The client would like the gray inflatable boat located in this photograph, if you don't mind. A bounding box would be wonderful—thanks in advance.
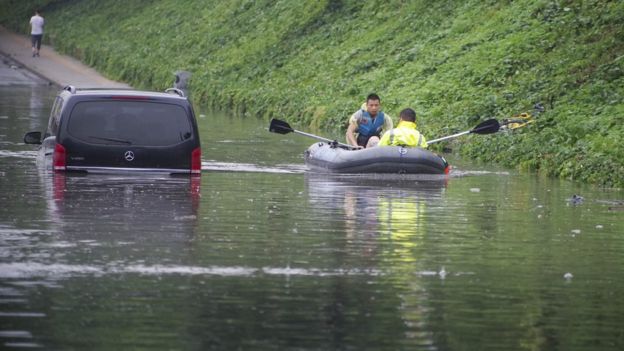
[304,142,449,174]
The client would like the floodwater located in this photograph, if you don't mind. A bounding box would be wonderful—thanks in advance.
[1,64,624,350]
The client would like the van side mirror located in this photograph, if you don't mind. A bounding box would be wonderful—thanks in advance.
[24,131,42,145]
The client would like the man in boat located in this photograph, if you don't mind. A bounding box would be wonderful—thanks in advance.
[378,108,428,148]
[346,93,393,148]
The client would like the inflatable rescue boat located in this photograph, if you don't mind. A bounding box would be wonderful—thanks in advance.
[304,142,450,174]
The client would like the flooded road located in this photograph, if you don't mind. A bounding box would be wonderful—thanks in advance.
[1,64,624,350]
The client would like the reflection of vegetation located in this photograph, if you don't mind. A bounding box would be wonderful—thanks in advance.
[305,173,624,349]
[418,176,624,350]
[1,0,623,185]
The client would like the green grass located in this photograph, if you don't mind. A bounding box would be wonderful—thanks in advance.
[2,0,622,186]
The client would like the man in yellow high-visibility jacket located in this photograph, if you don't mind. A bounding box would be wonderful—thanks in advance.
[378,108,428,148]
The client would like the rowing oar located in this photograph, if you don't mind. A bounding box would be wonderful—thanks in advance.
[269,118,358,149]
[427,118,500,144]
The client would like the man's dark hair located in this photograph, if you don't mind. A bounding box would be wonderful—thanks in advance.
[399,108,416,122]
[366,93,381,102]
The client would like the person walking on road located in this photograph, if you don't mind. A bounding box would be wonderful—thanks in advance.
[29,9,44,57]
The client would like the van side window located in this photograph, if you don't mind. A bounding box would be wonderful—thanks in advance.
[46,97,64,137]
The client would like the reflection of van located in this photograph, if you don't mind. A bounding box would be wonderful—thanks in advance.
[49,173,200,227]
[24,85,201,174]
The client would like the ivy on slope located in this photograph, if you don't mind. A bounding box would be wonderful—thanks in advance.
[1,0,622,186]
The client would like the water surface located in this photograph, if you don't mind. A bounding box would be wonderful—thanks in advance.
[1,79,623,350]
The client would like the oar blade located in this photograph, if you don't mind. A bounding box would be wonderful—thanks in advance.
[470,118,500,135]
[269,118,293,135]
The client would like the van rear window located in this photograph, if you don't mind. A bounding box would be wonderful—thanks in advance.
[67,101,193,146]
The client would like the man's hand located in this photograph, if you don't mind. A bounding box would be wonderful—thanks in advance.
[346,123,359,148]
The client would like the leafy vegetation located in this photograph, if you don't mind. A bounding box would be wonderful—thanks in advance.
[2,0,622,186]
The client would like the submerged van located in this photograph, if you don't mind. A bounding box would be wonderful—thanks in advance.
[24,85,201,174]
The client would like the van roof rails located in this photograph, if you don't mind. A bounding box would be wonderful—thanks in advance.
[165,88,185,97]
[63,85,76,94]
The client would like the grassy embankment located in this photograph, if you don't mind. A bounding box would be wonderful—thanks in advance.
[2,0,622,186]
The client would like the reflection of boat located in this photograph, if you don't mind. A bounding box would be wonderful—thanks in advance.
[304,172,446,262]
[304,143,449,174]
[304,172,440,347]
[304,172,447,208]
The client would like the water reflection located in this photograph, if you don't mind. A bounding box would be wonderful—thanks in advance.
[305,173,450,267]
[0,164,202,348]
[1,173,201,280]
[304,173,451,348]
[47,173,200,258]
[27,86,47,131]
[0,85,54,152]
[3,75,624,349]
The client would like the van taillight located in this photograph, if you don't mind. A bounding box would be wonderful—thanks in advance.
[191,147,201,174]
[53,143,67,171]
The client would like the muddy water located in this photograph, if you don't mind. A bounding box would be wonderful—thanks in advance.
[1,78,623,350]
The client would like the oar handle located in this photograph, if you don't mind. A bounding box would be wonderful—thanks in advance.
[427,130,470,144]
[293,130,356,149]
[269,118,358,150]
[428,119,500,144]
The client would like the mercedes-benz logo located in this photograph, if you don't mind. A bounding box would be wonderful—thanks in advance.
[124,150,135,162]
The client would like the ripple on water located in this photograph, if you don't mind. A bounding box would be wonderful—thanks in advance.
[0,262,388,279]
[0,299,28,304]
[0,263,103,279]
[4,342,43,349]
[0,287,24,297]
[0,150,38,159]
[0,262,477,281]
[3,342,43,349]
[201,161,306,174]
[0,331,33,338]
[450,169,510,177]
[0,312,46,318]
